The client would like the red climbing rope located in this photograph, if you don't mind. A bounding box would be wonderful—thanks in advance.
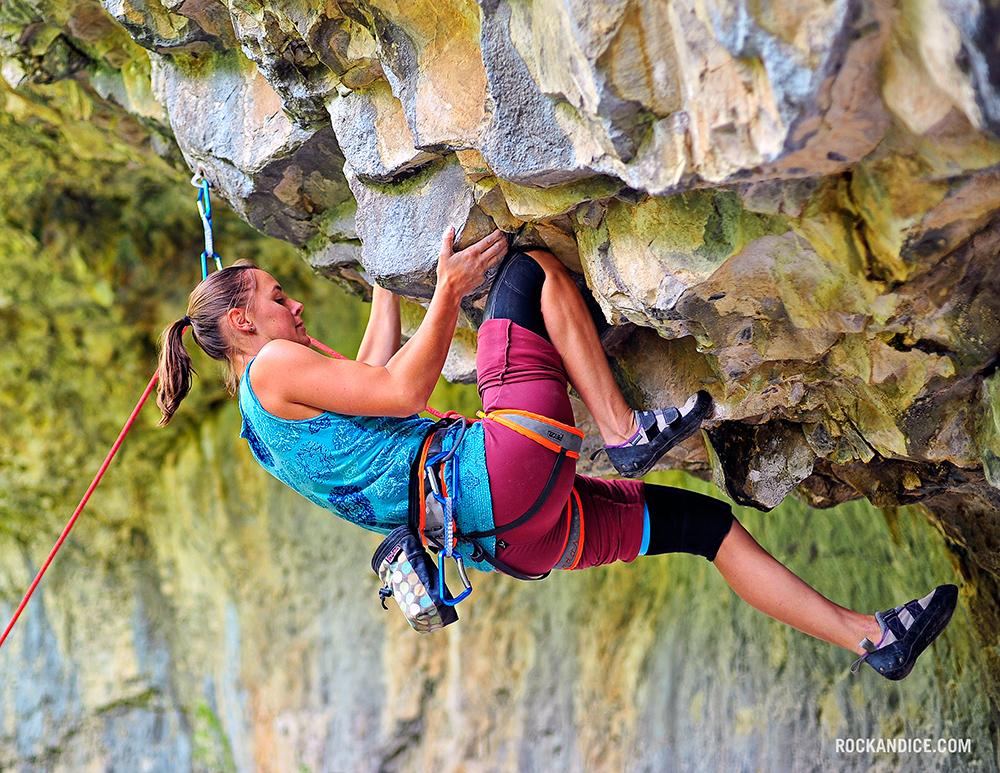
[0,173,449,651]
[308,335,346,359]
[0,369,160,651]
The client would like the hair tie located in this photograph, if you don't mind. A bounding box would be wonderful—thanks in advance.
[181,315,193,328]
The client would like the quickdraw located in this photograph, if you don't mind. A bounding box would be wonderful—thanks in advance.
[191,169,223,281]
[422,416,473,606]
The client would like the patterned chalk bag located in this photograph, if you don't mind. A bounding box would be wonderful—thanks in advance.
[372,525,458,633]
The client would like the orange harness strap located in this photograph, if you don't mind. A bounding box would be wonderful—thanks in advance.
[476,409,587,571]
[476,409,583,459]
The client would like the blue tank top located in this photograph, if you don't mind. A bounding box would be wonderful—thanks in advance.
[237,362,496,568]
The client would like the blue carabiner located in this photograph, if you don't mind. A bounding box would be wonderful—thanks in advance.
[192,172,223,279]
[439,551,472,606]
[424,417,467,552]
[198,179,211,220]
[425,418,473,605]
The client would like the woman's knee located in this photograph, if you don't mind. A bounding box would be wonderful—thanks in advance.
[526,250,592,312]
[483,251,550,339]
[524,249,565,276]
[644,483,735,561]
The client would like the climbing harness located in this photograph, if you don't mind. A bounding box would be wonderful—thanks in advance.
[191,169,223,281]
[463,410,585,576]
[424,410,586,579]
[373,408,586,632]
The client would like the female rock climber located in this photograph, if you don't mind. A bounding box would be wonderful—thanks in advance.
[156,227,956,680]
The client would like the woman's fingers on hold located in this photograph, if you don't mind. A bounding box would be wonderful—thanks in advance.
[440,226,456,257]
[474,228,502,252]
[483,246,503,267]
[444,228,505,283]
[486,235,507,260]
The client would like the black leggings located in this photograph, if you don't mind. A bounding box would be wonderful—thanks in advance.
[483,252,550,341]
[644,483,734,561]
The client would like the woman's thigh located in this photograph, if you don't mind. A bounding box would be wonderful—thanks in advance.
[477,318,645,573]
[477,318,577,544]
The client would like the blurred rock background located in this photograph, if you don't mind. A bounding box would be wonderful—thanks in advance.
[0,0,998,770]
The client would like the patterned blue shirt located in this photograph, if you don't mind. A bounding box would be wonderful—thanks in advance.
[237,362,496,569]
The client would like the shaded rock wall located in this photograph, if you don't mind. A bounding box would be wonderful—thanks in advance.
[4,419,995,772]
[1,0,1000,770]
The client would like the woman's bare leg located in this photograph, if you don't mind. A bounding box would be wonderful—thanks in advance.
[525,251,882,651]
[714,519,881,654]
[527,250,637,445]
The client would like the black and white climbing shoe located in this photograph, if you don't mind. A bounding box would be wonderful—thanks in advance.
[851,584,958,681]
[596,391,713,478]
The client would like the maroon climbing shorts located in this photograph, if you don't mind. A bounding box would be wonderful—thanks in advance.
[477,318,645,575]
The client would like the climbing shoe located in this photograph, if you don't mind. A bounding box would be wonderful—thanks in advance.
[596,391,713,478]
[851,584,958,680]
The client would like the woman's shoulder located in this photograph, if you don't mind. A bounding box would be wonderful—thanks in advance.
[249,339,316,387]
[254,338,313,366]
[247,340,328,421]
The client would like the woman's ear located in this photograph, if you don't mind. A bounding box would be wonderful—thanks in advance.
[226,307,254,333]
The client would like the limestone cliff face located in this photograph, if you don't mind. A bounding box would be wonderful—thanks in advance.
[7,1,998,508]
[1,0,1000,770]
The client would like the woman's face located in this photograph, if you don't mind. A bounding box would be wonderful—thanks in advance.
[248,270,311,346]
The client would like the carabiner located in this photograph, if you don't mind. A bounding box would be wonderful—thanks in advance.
[438,552,472,606]
[425,417,466,557]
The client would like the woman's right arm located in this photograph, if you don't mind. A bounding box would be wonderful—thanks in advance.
[356,285,401,368]
[252,228,507,418]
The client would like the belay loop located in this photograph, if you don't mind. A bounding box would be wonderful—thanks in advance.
[190,169,223,281]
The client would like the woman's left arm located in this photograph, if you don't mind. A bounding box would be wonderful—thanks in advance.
[356,285,401,367]
[251,228,505,419]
